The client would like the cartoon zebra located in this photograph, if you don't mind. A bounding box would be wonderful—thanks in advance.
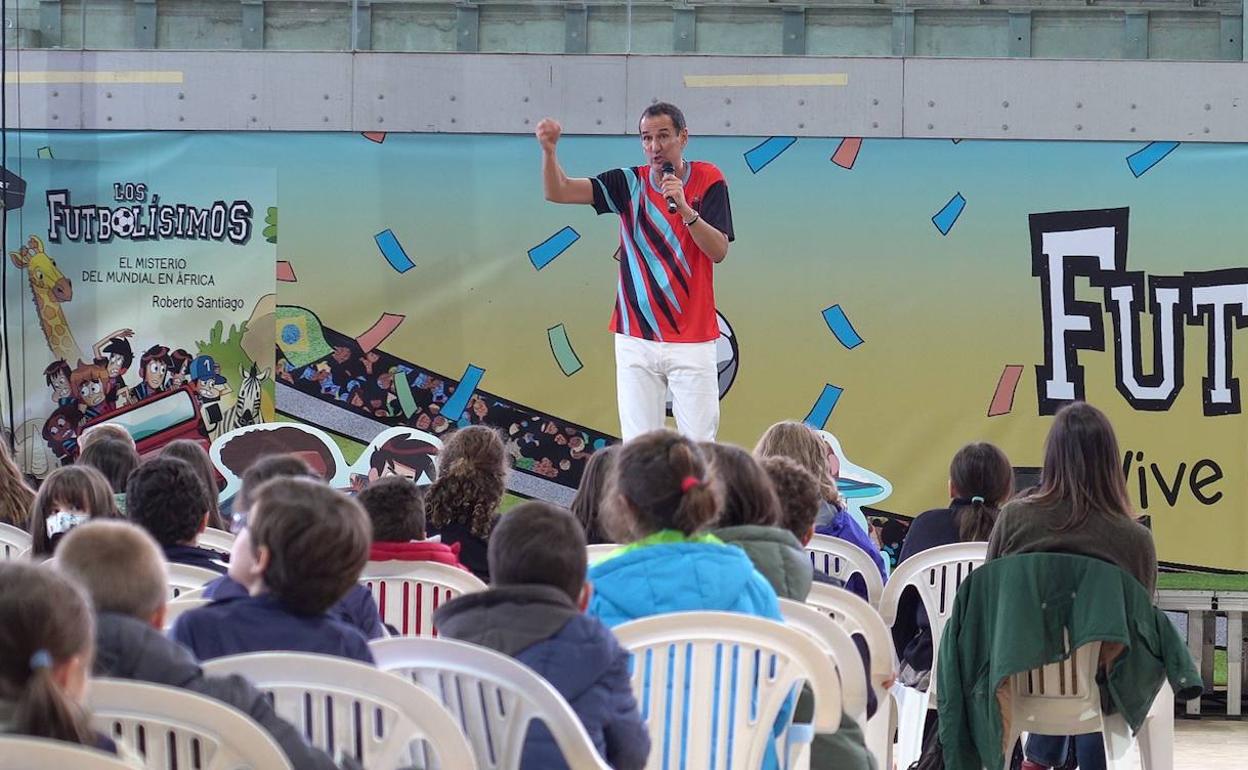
[224,363,268,433]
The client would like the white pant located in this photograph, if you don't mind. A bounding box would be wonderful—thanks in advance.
[615,334,719,441]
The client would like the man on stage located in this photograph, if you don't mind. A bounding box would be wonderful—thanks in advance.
[536,102,734,441]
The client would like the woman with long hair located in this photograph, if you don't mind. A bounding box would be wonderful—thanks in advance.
[893,442,1013,688]
[990,402,1156,770]
[568,444,619,545]
[0,440,35,528]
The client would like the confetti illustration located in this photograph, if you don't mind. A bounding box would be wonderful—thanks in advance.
[804,384,843,430]
[441,364,486,422]
[276,261,297,282]
[375,229,415,273]
[362,132,387,144]
[830,138,862,170]
[932,193,966,236]
[988,364,1025,417]
[355,313,406,353]
[822,304,864,350]
[547,324,583,376]
[528,226,580,270]
[1126,142,1179,178]
[395,372,419,418]
[37,146,53,159]
[744,137,797,173]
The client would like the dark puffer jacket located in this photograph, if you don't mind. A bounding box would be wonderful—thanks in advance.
[434,584,649,770]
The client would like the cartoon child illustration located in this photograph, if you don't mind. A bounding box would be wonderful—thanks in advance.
[69,360,113,420]
[169,349,194,389]
[92,330,134,406]
[44,360,75,407]
[349,434,440,491]
[129,344,171,402]
[42,404,81,462]
[190,355,231,434]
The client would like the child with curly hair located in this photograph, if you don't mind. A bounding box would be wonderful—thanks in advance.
[424,425,510,581]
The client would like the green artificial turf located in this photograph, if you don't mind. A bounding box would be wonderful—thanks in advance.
[1156,573,1248,592]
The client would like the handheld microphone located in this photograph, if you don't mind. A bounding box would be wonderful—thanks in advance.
[662,162,678,214]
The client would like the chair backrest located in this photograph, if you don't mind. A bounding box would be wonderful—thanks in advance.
[613,611,842,770]
[167,563,222,600]
[803,582,898,697]
[778,599,869,725]
[586,543,620,563]
[88,678,293,770]
[360,560,487,637]
[0,736,137,769]
[197,527,235,553]
[371,636,613,770]
[1007,641,1106,737]
[163,597,211,630]
[0,522,31,561]
[202,652,475,770]
[877,541,987,696]
[805,534,884,607]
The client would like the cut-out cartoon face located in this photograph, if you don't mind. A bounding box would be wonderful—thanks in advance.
[106,353,126,378]
[78,378,105,406]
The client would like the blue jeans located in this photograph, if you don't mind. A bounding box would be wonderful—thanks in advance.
[1025,733,1106,770]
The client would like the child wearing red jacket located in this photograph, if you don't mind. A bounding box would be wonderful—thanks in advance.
[358,476,468,570]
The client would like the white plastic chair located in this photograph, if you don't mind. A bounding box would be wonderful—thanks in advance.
[613,611,842,770]
[1004,643,1176,770]
[877,541,987,770]
[586,543,621,563]
[804,534,884,607]
[88,678,293,770]
[163,597,211,630]
[371,636,614,769]
[799,582,900,770]
[0,522,31,560]
[778,599,869,725]
[197,527,235,552]
[167,562,222,600]
[174,585,209,601]
[360,560,486,637]
[0,736,136,769]
[202,651,475,770]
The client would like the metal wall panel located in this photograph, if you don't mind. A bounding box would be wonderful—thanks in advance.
[903,57,1248,141]
[6,50,1248,141]
[624,56,904,137]
[352,54,627,133]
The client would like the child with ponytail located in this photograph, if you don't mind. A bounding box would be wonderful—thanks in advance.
[588,430,790,768]
[891,441,1013,688]
[588,429,782,626]
[0,562,140,764]
[425,425,510,581]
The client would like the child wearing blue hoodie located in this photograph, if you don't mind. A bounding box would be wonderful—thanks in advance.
[434,501,649,770]
[587,430,791,768]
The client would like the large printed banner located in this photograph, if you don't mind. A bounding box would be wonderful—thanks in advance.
[6,132,1246,572]
[1,157,276,472]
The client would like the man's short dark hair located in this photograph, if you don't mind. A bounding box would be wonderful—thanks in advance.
[249,478,372,615]
[126,456,210,547]
[639,102,686,134]
[357,476,425,543]
[236,454,317,511]
[488,501,586,601]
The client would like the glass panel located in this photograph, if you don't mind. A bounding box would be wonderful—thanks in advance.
[807,9,893,57]
[371,0,458,52]
[157,0,243,49]
[265,1,351,50]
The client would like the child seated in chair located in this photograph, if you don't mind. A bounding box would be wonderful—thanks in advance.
[171,477,375,664]
[434,502,649,770]
[204,454,384,640]
[357,476,467,570]
[126,456,227,574]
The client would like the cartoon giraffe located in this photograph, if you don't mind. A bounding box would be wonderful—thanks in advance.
[8,235,83,363]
